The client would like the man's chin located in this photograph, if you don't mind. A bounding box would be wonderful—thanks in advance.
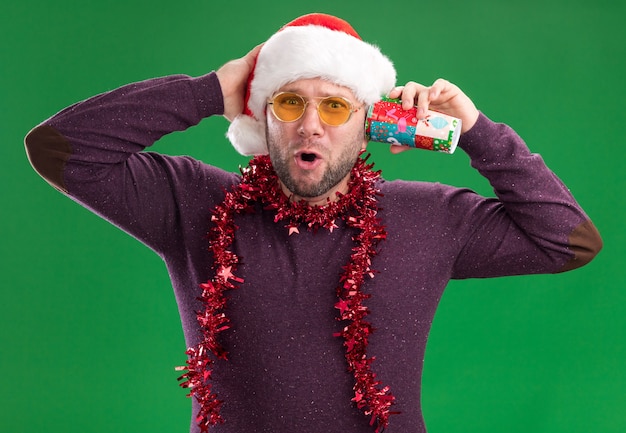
[273,157,354,202]
[285,183,328,200]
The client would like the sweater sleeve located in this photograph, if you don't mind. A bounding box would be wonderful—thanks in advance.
[450,113,602,278]
[24,72,236,255]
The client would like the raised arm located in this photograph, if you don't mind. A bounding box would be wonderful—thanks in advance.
[24,73,225,192]
[24,48,260,253]
[390,79,602,276]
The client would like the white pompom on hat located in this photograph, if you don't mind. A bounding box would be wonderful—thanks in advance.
[226,13,397,156]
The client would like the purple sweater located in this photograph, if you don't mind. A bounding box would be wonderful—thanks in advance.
[25,72,601,432]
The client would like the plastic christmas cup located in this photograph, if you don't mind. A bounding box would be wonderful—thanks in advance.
[365,97,462,153]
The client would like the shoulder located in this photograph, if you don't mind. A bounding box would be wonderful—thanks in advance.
[137,152,241,196]
[377,178,490,220]
[378,178,471,205]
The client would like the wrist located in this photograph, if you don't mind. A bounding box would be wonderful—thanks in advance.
[461,108,480,134]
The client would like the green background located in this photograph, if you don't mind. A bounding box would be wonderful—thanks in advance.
[1,0,624,432]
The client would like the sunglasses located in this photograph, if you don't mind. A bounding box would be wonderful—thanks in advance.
[268,92,362,126]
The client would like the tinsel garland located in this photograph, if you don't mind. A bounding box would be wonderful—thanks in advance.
[177,153,397,432]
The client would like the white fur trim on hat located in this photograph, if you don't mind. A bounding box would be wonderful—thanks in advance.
[227,114,266,156]
[227,18,396,156]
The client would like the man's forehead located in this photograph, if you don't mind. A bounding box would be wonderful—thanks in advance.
[276,78,359,99]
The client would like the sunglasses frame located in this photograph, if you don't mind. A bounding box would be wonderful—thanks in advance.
[267,92,362,126]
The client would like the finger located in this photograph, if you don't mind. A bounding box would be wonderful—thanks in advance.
[415,78,449,116]
[400,81,426,110]
[250,43,264,56]
[429,78,452,102]
[387,84,415,108]
[417,79,448,117]
[244,44,264,66]
[387,85,404,99]
[389,144,411,154]
[416,86,431,118]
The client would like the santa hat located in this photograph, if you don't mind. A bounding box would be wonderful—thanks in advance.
[226,13,397,155]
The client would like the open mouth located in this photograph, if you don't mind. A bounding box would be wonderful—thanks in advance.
[300,153,317,162]
[295,150,322,170]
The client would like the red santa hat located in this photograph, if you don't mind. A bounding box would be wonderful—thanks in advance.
[226,13,397,155]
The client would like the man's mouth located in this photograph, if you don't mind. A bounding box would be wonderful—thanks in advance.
[294,150,322,170]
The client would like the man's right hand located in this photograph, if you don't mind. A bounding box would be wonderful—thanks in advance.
[216,45,263,122]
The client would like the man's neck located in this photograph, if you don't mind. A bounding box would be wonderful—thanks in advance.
[279,177,351,207]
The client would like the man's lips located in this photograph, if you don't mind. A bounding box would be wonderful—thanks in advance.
[294,150,323,170]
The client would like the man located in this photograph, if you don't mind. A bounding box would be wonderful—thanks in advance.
[25,13,601,433]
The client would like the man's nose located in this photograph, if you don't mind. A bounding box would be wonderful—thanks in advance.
[297,103,324,137]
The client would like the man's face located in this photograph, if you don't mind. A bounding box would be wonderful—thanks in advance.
[265,78,368,203]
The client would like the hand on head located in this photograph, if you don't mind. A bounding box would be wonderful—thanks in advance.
[216,44,263,122]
